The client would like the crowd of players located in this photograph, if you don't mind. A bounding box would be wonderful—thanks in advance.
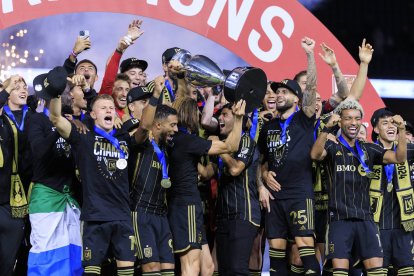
[1,19,414,276]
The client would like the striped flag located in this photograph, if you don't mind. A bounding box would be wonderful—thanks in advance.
[28,183,83,275]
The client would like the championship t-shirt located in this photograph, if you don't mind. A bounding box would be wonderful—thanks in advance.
[67,126,133,221]
[257,109,315,199]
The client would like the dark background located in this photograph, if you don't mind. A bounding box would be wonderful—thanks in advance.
[304,0,414,122]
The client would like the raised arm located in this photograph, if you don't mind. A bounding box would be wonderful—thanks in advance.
[301,37,317,118]
[347,39,374,101]
[99,19,144,95]
[201,88,219,132]
[208,100,246,155]
[319,43,349,108]
[63,35,91,74]
[134,75,164,144]
[310,114,340,161]
[383,115,407,164]
[49,95,72,140]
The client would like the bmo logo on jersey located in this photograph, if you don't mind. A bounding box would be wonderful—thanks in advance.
[336,165,356,172]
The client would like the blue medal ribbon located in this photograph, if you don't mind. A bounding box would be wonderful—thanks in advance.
[4,105,28,131]
[93,126,125,159]
[43,107,50,118]
[217,157,224,178]
[314,118,321,141]
[375,141,396,185]
[279,111,297,145]
[338,135,372,175]
[165,79,175,101]
[151,139,169,181]
[250,109,259,141]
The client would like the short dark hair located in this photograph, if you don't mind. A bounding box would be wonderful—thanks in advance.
[155,104,177,122]
[75,59,98,73]
[293,70,307,82]
[115,73,131,85]
[90,94,114,110]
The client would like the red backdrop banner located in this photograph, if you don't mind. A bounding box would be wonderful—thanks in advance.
[0,0,384,132]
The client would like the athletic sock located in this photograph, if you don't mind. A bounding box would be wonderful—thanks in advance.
[84,265,101,275]
[332,268,348,276]
[269,248,288,276]
[366,267,385,276]
[118,266,135,276]
[289,264,305,275]
[160,269,174,276]
[249,269,261,276]
[298,246,321,275]
[397,266,414,276]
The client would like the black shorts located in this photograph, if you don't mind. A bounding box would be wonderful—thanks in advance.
[326,220,383,261]
[167,202,204,253]
[215,219,258,276]
[380,228,414,268]
[132,210,174,264]
[265,198,315,240]
[82,220,135,266]
[315,210,328,243]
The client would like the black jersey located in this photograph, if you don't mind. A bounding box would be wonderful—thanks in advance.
[167,131,212,203]
[129,139,167,215]
[27,112,75,192]
[257,109,315,199]
[216,134,261,226]
[67,127,133,221]
[0,115,13,204]
[379,143,414,229]
[324,140,386,222]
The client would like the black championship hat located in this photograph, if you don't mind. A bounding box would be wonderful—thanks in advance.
[406,121,414,134]
[120,58,148,73]
[370,107,395,141]
[127,85,153,104]
[271,79,303,99]
[33,66,68,100]
[162,47,182,64]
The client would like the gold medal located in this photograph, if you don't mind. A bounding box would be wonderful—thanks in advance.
[161,178,171,189]
[387,182,393,192]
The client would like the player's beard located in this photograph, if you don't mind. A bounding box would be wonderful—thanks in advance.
[276,100,294,114]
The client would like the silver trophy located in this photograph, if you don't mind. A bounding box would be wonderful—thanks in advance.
[177,54,267,113]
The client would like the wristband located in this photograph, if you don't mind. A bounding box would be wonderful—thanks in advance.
[149,96,159,107]
[71,50,78,58]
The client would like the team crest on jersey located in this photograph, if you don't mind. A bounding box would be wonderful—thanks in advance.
[144,247,153,258]
[83,248,92,261]
[403,195,414,215]
[329,244,334,254]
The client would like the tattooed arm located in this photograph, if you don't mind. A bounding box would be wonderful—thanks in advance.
[319,43,349,108]
[301,37,317,118]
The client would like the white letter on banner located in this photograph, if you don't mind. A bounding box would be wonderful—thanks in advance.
[169,0,204,16]
[147,0,158,5]
[248,6,294,63]
[2,0,41,13]
[207,0,254,41]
